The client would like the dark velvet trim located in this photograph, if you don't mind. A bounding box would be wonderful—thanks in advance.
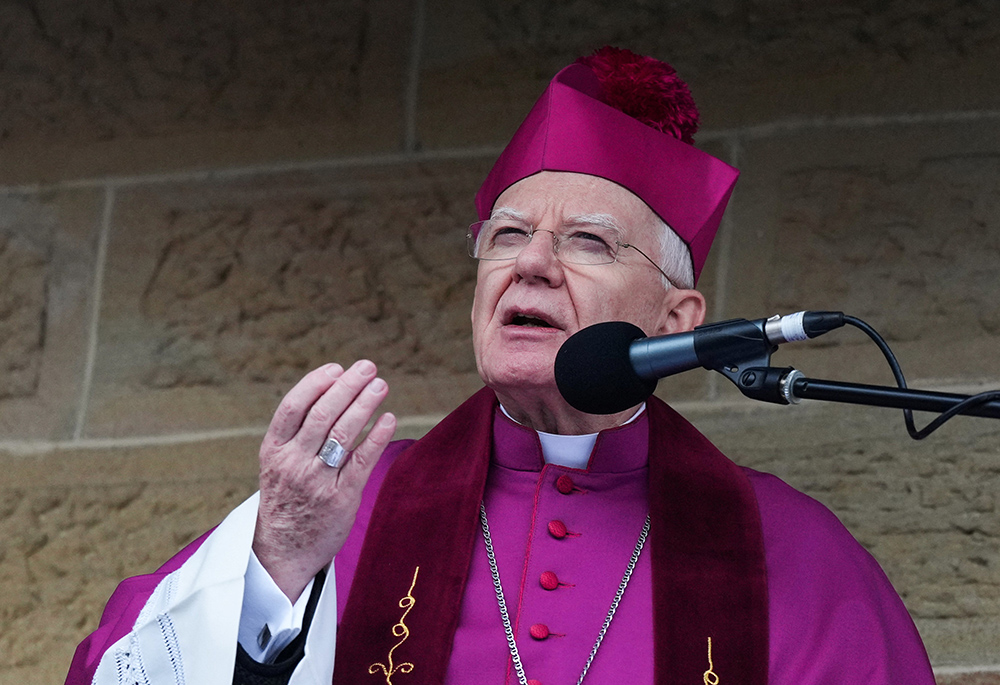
[233,569,326,685]
[334,388,495,685]
[335,389,768,685]
[647,398,769,685]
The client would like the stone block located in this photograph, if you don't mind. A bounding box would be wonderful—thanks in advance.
[936,674,1000,685]
[680,399,1000,666]
[0,438,259,684]
[0,189,102,439]
[724,120,1000,388]
[85,159,492,437]
[418,1,1000,149]
[0,0,412,184]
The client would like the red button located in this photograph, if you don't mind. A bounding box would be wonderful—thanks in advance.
[529,623,550,640]
[540,571,560,590]
[556,474,575,494]
[548,520,569,538]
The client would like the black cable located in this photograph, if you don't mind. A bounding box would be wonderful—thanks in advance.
[843,315,1000,439]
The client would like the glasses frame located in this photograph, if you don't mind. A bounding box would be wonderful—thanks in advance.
[466,220,679,289]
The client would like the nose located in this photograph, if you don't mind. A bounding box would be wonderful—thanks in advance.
[512,229,564,286]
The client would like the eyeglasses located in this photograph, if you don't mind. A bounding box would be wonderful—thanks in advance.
[466,219,677,288]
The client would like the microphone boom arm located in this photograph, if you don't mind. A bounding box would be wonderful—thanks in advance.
[726,365,1000,420]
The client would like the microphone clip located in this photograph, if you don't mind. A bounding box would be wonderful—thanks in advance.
[695,318,776,387]
[727,366,804,405]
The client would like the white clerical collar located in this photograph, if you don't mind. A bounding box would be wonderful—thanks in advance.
[499,403,646,470]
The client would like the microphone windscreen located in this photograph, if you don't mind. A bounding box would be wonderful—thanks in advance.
[555,321,658,414]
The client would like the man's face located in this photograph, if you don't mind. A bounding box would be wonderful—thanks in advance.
[471,171,696,398]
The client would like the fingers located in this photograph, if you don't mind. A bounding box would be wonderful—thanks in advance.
[267,363,344,445]
[339,411,397,485]
[262,359,392,484]
[321,373,386,448]
[296,360,386,455]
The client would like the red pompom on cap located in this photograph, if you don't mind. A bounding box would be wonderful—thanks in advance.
[576,46,699,144]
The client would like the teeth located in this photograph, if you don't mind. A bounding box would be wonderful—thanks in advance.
[512,314,552,327]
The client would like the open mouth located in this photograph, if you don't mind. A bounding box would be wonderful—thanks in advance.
[509,313,557,328]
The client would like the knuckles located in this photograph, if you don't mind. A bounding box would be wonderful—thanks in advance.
[270,400,303,433]
[308,404,337,427]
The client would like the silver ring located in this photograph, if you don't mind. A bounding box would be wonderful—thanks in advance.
[317,437,349,468]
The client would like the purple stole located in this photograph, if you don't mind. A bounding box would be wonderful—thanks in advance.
[334,388,768,684]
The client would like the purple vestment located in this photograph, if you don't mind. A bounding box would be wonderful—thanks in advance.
[334,401,933,684]
[67,393,934,684]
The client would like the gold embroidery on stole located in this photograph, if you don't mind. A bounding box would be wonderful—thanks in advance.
[703,637,720,685]
[369,566,420,684]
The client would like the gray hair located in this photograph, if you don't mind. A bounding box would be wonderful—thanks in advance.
[654,217,695,290]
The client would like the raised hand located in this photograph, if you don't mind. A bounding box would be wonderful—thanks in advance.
[252,360,397,601]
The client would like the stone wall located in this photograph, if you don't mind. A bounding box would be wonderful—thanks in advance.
[1,1,998,682]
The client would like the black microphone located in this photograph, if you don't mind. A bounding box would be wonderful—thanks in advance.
[555,311,844,414]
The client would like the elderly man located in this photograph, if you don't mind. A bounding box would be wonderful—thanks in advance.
[68,48,935,685]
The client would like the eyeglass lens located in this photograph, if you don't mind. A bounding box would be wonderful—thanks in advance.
[468,220,621,266]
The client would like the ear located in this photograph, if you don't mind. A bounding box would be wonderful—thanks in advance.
[654,288,706,336]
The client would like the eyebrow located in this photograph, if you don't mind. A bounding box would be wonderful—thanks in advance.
[488,208,622,232]
[489,207,530,223]
[565,213,622,231]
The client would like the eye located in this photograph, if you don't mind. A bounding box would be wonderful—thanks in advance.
[575,231,610,244]
[564,229,614,253]
[489,224,531,247]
